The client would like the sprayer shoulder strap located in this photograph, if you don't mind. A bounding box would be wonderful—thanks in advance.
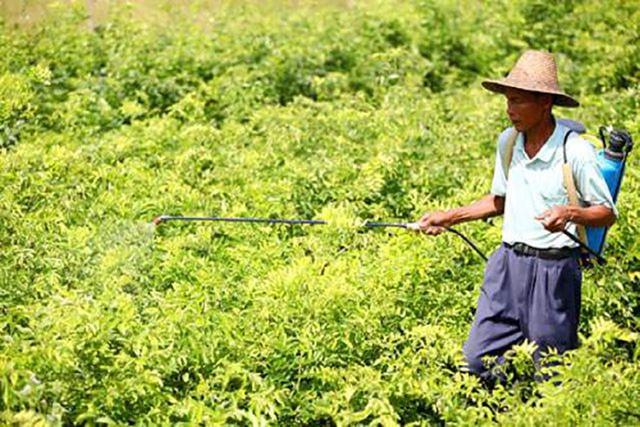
[562,131,589,246]
[501,128,518,179]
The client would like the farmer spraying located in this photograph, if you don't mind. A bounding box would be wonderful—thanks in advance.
[417,50,618,381]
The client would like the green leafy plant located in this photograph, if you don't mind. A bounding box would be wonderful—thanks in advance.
[0,0,638,424]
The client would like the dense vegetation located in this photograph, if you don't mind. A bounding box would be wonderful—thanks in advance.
[1,0,639,424]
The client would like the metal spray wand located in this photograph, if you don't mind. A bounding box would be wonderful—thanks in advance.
[152,215,489,261]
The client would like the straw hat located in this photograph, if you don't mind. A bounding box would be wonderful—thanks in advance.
[482,50,579,108]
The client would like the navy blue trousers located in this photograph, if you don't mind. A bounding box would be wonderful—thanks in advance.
[463,243,582,380]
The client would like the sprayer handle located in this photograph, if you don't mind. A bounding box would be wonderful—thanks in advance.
[406,222,421,231]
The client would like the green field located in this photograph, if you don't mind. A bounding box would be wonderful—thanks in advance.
[1,0,639,425]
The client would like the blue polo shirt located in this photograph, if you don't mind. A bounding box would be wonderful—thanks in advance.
[490,122,617,249]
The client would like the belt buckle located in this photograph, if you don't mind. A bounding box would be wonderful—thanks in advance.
[513,242,531,256]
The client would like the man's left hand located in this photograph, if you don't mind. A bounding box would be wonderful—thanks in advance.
[535,205,571,232]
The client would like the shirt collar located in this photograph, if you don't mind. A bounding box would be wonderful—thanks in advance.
[517,120,566,164]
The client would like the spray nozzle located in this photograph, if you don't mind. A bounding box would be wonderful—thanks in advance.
[151,215,169,225]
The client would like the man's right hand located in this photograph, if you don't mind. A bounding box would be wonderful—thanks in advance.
[417,211,453,235]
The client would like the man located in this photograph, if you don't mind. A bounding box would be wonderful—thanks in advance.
[417,50,617,381]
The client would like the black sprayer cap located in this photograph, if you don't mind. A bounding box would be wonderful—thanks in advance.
[608,130,632,154]
[600,127,633,160]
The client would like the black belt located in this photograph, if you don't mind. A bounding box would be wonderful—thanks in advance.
[504,242,579,260]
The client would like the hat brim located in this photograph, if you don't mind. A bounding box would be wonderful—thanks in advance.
[482,79,580,108]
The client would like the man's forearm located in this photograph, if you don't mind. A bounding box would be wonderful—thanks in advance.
[566,204,616,228]
[447,194,504,226]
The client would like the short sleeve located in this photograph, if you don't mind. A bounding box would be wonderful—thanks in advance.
[490,129,511,197]
[569,136,619,217]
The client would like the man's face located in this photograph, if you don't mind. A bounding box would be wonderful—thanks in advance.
[504,88,553,132]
